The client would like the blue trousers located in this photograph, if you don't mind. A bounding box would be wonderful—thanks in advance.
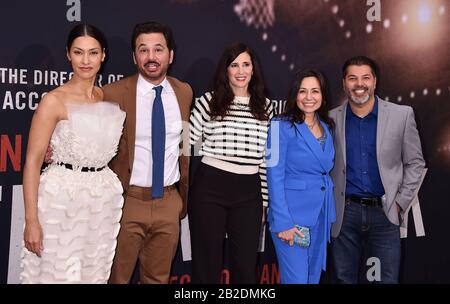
[271,209,325,284]
[331,201,401,284]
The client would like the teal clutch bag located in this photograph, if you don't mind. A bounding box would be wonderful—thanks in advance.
[293,225,310,247]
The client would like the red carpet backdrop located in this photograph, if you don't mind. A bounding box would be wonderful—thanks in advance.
[0,0,449,283]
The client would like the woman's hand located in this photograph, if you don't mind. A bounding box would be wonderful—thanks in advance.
[277,226,305,246]
[24,220,44,257]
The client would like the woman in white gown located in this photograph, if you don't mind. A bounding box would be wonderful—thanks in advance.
[21,24,125,283]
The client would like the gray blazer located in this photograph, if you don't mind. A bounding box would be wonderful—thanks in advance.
[329,97,425,238]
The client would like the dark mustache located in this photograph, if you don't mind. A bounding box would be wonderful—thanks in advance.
[145,60,160,66]
[352,86,368,91]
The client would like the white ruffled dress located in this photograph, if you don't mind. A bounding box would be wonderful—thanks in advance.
[20,102,126,284]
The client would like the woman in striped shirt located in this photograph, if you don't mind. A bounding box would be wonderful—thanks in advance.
[189,42,273,283]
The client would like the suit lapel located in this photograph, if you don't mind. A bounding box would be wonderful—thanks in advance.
[295,122,328,171]
[321,120,335,169]
[124,74,138,169]
[125,76,189,167]
[335,104,347,166]
[167,76,189,121]
[167,76,190,156]
[376,98,389,161]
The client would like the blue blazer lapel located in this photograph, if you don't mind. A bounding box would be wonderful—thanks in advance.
[321,121,335,170]
[295,122,330,172]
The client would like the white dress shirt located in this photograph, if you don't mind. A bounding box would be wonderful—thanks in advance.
[130,75,182,187]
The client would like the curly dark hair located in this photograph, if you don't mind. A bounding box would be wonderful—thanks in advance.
[209,42,269,121]
[281,68,334,129]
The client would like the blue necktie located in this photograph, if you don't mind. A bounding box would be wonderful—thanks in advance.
[151,85,165,199]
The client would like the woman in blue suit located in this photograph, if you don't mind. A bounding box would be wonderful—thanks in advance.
[266,68,336,283]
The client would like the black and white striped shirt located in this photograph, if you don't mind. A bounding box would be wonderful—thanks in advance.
[189,92,274,206]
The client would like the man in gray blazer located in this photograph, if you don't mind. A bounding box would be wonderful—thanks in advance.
[329,56,425,283]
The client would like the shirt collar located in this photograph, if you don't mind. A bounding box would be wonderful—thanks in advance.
[346,95,379,118]
[137,74,174,95]
[370,96,379,117]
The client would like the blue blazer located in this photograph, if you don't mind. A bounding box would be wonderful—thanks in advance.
[266,118,336,234]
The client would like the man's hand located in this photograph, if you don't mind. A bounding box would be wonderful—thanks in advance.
[44,146,53,163]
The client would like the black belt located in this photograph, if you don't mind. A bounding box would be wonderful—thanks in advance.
[346,195,382,207]
[57,162,106,172]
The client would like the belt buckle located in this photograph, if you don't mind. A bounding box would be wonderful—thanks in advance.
[361,197,379,206]
[360,198,371,206]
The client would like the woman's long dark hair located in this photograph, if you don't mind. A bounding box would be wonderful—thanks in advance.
[281,68,334,129]
[209,42,268,121]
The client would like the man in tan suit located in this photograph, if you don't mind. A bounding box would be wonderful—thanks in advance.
[103,21,192,284]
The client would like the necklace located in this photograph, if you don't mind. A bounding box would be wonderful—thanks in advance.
[234,102,248,109]
[306,117,317,130]
[234,96,250,109]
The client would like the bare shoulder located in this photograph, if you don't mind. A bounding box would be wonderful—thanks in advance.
[38,90,63,110]
[34,90,65,121]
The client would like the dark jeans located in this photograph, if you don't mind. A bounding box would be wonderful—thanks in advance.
[331,200,401,284]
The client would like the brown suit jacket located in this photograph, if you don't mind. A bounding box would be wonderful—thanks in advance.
[103,74,193,218]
